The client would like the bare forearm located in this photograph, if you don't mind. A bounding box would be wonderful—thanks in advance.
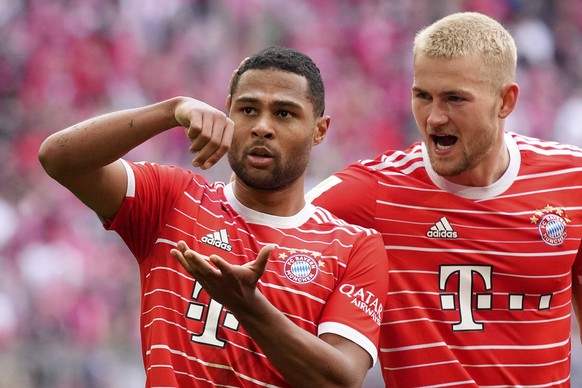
[38,97,181,178]
[233,294,366,388]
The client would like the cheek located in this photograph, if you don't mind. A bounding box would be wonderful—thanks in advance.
[411,103,427,123]
[230,130,248,147]
[285,137,312,161]
[227,136,246,161]
[412,112,428,133]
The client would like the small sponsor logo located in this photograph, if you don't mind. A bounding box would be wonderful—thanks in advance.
[201,228,232,252]
[427,216,458,239]
[339,284,383,325]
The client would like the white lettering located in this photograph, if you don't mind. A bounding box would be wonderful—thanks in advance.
[339,284,355,297]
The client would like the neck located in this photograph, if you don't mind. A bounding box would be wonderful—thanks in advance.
[446,137,510,187]
[232,178,306,217]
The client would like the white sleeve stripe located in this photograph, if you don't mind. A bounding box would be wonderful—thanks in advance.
[318,321,378,366]
[120,159,136,197]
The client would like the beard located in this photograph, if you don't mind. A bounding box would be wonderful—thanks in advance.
[429,134,496,178]
[228,140,311,191]
[429,112,500,178]
[429,148,473,177]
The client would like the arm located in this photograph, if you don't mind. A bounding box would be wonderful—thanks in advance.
[171,242,371,388]
[38,97,233,219]
[573,245,582,341]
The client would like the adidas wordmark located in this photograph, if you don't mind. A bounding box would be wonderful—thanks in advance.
[426,217,458,239]
[201,228,233,251]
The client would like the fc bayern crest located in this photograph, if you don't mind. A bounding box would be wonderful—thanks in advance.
[538,213,567,246]
[283,254,319,284]
[530,205,570,246]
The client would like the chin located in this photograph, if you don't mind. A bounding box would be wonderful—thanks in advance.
[430,160,464,177]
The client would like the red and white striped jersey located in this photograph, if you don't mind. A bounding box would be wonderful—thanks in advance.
[105,160,388,387]
[308,132,582,387]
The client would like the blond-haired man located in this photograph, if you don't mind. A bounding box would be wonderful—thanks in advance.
[309,12,582,387]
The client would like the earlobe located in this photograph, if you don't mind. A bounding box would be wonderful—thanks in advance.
[499,83,519,119]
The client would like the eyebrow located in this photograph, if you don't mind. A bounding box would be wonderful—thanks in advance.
[412,86,470,97]
[234,96,305,111]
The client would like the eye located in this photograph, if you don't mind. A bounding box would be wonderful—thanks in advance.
[414,91,431,101]
[277,110,292,118]
[447,95,465,103]
[243,107,256,115]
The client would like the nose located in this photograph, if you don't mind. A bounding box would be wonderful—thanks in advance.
[251,115,275,139]
[427,105,449,127]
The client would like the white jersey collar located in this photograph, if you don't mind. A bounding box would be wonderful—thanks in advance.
[422,132,520,200]
[224,182,316,228]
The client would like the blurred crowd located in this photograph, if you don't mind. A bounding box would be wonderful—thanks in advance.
[1,0,582,386]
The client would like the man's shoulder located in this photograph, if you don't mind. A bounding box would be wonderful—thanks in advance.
[352,141,424,172]
[511,132,582,155]
[130,160,227,201]
[309,205,381,237]
[510,132,582,166]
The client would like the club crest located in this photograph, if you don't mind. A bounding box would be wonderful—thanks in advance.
[279,249,321,284]
[529,205,570,246]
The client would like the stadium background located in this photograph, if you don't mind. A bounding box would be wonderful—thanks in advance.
[1,0,581,386]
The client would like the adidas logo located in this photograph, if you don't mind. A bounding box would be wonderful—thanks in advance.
[426,217,458,239]
[201,228,233,252]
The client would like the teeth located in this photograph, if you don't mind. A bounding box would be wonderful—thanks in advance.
[434,135,457,149]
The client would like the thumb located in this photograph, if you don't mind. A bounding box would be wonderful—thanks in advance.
[250,244,276,276]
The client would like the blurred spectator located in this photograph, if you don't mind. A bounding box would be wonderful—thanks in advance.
[2,0,582,386]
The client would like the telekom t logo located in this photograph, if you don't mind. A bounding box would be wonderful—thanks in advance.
[439,265,492,332]
[185,282,239,347]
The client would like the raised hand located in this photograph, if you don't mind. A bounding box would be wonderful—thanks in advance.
[170,240,275,313]
[174,98,234,170]
[226,57,249,97]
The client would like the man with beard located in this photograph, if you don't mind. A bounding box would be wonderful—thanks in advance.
[38,46,388,387]
[307,12,582,387]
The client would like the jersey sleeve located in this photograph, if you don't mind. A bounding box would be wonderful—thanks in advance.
[104,160,194,262]
[573,244,582,317]
[317,232,389,365]
[306,163,379,228]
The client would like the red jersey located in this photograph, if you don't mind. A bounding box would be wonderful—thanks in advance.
[105,160,388,387]
[308,133,582,387]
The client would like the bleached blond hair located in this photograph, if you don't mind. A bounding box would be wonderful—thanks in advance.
[413,12,517,88]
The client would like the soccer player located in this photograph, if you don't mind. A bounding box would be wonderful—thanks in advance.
[307,12,582,387]
[38,46,388,387]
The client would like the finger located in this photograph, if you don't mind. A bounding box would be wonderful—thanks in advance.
[250,244,276,276]
[192,117,234,170]
[227,57,249,95]
[175,241,210,268]
[208,254,232,274]
[171,248,192,273]
[188,110,224,152]
[176,240,190,254]
[183,249,217,274]
[185,114,203,143]
[226,68,238,97]
[200,119,234,169]
[187,112,216,155]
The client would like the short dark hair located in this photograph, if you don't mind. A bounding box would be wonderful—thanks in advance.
[229,46,325,116]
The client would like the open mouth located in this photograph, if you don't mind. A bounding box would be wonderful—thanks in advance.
[249,147,273,158]
[246,146,275,167]
[431,134,458,150]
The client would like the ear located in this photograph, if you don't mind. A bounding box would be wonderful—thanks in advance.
[225,94,232,113]
[313,115,331,146]
[498,83,519,119]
